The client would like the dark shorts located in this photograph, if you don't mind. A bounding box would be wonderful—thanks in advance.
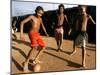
[73,31,88,47]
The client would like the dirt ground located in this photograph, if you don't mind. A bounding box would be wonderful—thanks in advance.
[11,32,96,74]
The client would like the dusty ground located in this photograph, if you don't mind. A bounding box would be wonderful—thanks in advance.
[11,32,96,74]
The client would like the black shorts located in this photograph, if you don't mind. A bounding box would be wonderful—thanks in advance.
[73,31,88,47]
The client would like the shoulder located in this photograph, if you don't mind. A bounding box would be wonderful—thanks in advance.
[86,14,91,18]
[39,18,42,21]
[56,14,59,17]
[64,15,67,18]
[86,14,92,19]
[29,15,35,18]
[28,15,36,18]
[57,14,59,16]
[64,15,67,17]
[25,15,34,20]
[39,18,42,23]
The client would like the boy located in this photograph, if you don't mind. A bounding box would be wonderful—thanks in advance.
[12,17,18,40]
[20,6,49,72]
[55,4,68,51]
[68,5,96,68]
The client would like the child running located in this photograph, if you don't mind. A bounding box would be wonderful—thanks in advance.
[55,4,68,51]
[20,6,49,72]
[68,5,96,68]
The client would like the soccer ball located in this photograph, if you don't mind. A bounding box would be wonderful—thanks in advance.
[33,63,41,72]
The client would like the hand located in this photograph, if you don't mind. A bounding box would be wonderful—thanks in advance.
[46,34,49,37]
[68,29,72,36]
[68,31,71,36]
[20,34,25,41]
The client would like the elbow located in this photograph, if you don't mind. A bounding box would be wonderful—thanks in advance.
[20,22,24,31]
[94,22,96,25]
[20,22,24,26]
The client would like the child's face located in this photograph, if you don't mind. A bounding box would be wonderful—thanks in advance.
[37,10,44,17]
[79,6,86,13]
[59,7,64,13]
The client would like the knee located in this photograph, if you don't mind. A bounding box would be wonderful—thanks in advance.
[82,40,86,48]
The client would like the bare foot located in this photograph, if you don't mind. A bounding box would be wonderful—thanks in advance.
[23,62,29,72]
[59,47,63,51]
[56,48,60,52]
[82,62,86,69]
[33,59,43,64]
[70,50,76,55]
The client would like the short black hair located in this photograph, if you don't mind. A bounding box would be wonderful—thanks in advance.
[58,4,65,14]
[35,6,44,13]
[58,4,64,10]
[78,5,87,9]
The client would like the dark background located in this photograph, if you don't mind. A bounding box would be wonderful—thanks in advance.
[12,6,96,43]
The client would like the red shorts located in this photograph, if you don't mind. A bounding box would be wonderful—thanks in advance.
[28,32,45,48]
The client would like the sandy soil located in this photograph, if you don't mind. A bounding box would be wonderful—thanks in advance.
[11,32,96,74]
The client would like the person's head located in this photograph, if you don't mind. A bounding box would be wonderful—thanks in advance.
[79,5,87,14]
[35,6,44,17]
[58,4,65,14]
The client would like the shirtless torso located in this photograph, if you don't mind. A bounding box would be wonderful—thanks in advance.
[56,14,65,29]
[76,13,89,32]
[20,15,48,40]
[26,15,41,32]
[55,13,68,51]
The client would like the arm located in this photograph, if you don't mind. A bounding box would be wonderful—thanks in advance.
[12,21,16,30]
[89,15,96,24]
[64,15,68,23]
[68,28,72,36]
[40,19,49,37]
[68,19,78,36]
[20,16,32,40]
[64,15,71,35]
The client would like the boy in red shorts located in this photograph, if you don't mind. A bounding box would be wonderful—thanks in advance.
[20,6,49,72]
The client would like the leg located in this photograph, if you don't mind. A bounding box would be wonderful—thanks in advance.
[13,34,17,40]
[82,39,86,68]
[70,41,76,55]
[59,32,63,50]
[23,47,36,72]
[12,34,17,40]
[82,46,86,68]
[70,32,80,55]
[33,33,46,63]
[56,39,60,50]
[33,47,45,64]
[57,34,61,51]
[55,31,60,51]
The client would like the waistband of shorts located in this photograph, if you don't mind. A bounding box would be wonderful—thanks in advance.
[76,30,86,33]
[29,31,39,34]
